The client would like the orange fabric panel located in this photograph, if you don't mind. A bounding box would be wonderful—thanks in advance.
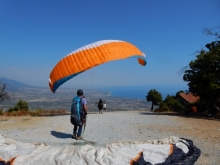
[49,40,146,92]
[138,58,146,66]
[169,144,174,155]
[0,157,17,165]
[130,151,143,165]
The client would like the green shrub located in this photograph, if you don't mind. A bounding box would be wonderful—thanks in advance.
[14,99,29,111]
[8,107,15,112]
[158,95,185,112]
[156,105,169,112]
[170,101,185,112]
[14,105,20,111]
[0,109,3,115]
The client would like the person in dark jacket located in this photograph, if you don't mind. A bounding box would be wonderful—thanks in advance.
[97,99,103,114]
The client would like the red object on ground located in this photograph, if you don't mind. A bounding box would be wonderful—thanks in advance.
[191,106,197,113]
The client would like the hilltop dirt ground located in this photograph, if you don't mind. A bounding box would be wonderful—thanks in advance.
[0,111,219,165]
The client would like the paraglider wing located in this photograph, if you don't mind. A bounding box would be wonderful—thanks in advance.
[49,40,147,93]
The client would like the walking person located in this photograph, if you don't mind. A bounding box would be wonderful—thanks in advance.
[97,99,103,114]
[70,89,88,140]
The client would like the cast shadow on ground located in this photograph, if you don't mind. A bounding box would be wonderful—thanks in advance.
[51,131,72,139]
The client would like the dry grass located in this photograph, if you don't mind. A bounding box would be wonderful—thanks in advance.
[0,109,68,117]
[0,116,48,130]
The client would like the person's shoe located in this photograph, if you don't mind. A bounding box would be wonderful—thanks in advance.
[72,134,77,139]
[77,136,83,140]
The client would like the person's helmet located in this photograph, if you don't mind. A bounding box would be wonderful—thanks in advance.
[77,89,83,96]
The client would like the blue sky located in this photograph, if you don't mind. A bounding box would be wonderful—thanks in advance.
[1,0,220,93]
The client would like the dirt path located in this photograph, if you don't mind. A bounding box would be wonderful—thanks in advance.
[0,111,219,165]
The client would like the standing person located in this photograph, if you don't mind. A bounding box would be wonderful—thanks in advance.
[70,89,88,140]
[98,99,103,114]
[103,101,107,112]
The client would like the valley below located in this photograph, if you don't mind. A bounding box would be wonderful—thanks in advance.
[1,87,151,112]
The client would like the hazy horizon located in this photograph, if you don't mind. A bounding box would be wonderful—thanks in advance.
[1,77,186,101]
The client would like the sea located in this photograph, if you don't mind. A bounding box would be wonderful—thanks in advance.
[97,85,187,100]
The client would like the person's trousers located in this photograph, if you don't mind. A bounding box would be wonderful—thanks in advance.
[74,125,83,137]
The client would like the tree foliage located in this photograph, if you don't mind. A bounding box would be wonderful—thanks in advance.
[9,99,29,112]
[15,99,29,111]
[175,90,185,97]
[0,81,10,103]
[146,89,162,111]
[203,26,220,39]
[183,28,220,113]
[183,42,220,100]
[159,95,185,112]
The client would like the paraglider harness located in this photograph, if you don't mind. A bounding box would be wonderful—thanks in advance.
[70,96,87,134]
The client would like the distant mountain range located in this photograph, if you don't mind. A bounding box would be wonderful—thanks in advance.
[0,78,38,91]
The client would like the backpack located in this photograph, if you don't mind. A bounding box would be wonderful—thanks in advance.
[70,96,83,126]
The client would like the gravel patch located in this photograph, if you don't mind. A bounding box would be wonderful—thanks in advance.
[0,111,219,165]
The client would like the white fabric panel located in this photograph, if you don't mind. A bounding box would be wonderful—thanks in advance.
[65,40,123,57]
[0,135,188,165]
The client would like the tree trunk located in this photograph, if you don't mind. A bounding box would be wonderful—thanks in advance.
[151,102,154,111]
